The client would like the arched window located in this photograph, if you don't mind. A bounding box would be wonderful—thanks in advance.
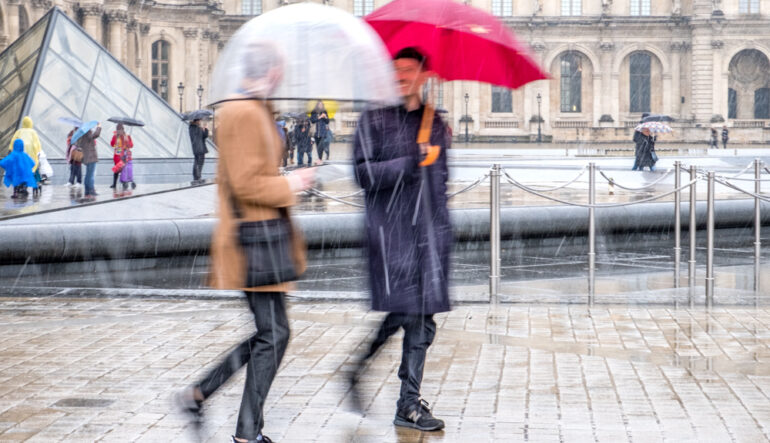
[491,86,512,113]
[560,52,581,113]
[728,88,737,119]
[629,52,651,113]
[354,0,374,17]
[630,0,651,16]
[755,88,770,119]
[152,40,170,101]
[492,0,512,17]
[242,0,262,16]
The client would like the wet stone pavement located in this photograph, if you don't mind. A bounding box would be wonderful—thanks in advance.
[1,297,770,442]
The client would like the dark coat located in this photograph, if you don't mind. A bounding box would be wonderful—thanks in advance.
[635,133,656,169]
[78,126,101,165]
[294,123,312,152]
[189,124,209,156]
[353,104,452,315]
[310,109,330,139]
[722,128,729,142]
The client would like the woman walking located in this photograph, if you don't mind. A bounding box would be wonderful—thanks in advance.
[78,123,102,199]
[175,42,315,443]
[110,124,133,189]
[65,128,82,187]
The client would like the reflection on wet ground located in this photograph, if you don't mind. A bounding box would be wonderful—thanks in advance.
[1,297,770,441]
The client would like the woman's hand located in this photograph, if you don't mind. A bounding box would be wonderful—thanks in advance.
[287,167,316,192]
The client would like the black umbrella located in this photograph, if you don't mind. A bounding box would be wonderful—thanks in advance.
[108,116,145,127]
[280,112,307,120]
[641,114,674,123]
[183,109,214,121]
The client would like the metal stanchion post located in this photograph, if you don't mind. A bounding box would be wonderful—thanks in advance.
[755,158,762,293]
[588,162,596,306]
[689,165,697,308]
[489,164,501,303]
[674,161,681,288]
[706,171,715,309]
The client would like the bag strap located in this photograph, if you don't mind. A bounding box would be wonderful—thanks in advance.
[417,104,440,167]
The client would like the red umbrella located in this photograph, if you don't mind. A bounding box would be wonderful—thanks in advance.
[364,0,548,89]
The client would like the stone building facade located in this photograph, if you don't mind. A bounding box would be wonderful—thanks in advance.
[3,0,770,143]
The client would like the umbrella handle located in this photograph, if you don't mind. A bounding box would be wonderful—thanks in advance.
[419,144,440,167]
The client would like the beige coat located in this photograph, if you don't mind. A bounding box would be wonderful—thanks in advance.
[209,99,306,293]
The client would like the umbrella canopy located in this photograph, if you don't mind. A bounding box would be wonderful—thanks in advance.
[70,120,98,145]
[208,3,399,107]
[635,122,673,133]
[365,0,548,89]
[641,114,674,123]
[182,110,214,121]
[108,116,145,127]
[57,116,84,127]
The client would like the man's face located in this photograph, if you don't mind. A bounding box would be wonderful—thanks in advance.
[394,58,428,98]
[642,128,651,136]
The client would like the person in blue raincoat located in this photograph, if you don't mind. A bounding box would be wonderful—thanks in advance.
[349,47,451,432]
[0,139,38,198]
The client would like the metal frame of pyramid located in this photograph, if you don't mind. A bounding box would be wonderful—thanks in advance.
[0,7,215,161]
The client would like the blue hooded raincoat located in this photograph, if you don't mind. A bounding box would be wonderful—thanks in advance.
[0,139,38,188]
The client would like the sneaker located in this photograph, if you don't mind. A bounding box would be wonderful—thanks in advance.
[393,399,445,432]
[231,435,273,443]
[174,388,204,441]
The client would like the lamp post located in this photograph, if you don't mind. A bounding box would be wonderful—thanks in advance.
[160,80,168,102]
[196,84,204,109]
[177,82,185,112]
[461,92,471,143]
[536,92,542,143]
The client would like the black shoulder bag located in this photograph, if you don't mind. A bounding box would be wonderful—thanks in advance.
[223,167,299,287]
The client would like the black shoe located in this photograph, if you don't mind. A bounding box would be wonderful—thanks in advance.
[174,388,204,441]
[348,362,365,414]
[231,435,272,443]
[131,181,136,189]
[109,184,116,189]
[394,399,445,432]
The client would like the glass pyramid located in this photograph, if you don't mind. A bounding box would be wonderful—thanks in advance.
[0,7,214,161]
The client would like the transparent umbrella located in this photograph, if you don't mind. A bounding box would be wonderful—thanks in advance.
[208,2,399,108]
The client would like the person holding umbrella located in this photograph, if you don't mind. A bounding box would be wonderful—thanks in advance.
[349,47,451,432]
[110,124,133,189]
[175,40,315,443]
[73,121,101,199]
[189,118,209,184]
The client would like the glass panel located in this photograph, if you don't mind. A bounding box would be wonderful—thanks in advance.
[91,54,141,113]
[12,19,49,65]
[0,95,25,153]
[560,53,581,112]
[36,52,90,115]
[48,16,99,80]
[728,89,737,119]
[134,88,180,155]
[26,87,72,158]
[161,42,168,60]
[491,86,512,113]
[754,88,769,119]
[630,53,651,113]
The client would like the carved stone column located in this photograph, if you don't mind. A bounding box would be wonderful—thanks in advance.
[107,9,128,64]
[670,42,687,118]
[183,28,199,112]
[139,23,151,84]
[80,4,103,42]
[31,0,53,21]
[711,39,726,121]
[7,0,20,42]
[126,20,138,75]
[599,41,615,125]
[200,29,212,101]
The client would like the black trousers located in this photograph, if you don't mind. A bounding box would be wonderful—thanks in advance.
[68,163,82,184]
[197,292,290,440]
[361,313,436,411]
[193,154,205,181]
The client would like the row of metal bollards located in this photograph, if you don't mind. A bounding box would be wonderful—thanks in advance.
[488,159,765,306]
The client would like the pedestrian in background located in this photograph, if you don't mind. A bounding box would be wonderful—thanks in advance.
[310,101,330,163]
[295,119,312,167]
[189,119,209,184]
[66,128,82,187]
[77,123,101,199]
[349,47,450,433]
[175,41,315,443]
[119,137,136,191]
[110,124,133,189]
[10,116,42,195]
[634,127,656,172]
[710,128,719,149]
[0,139,37,199]
[722,125,729,149]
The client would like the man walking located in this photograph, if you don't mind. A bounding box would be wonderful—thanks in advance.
[722,125,729,150]
[310,101,330,162]
[189,119,209,184]
[349,47,451,432]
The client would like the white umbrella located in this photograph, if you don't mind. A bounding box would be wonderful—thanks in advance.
[208,3,400,108]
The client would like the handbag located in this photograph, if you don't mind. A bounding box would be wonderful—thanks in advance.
[112,160,125,173]
[70,147,83,163]
[650,150,659,163]
[224,167,298,287]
